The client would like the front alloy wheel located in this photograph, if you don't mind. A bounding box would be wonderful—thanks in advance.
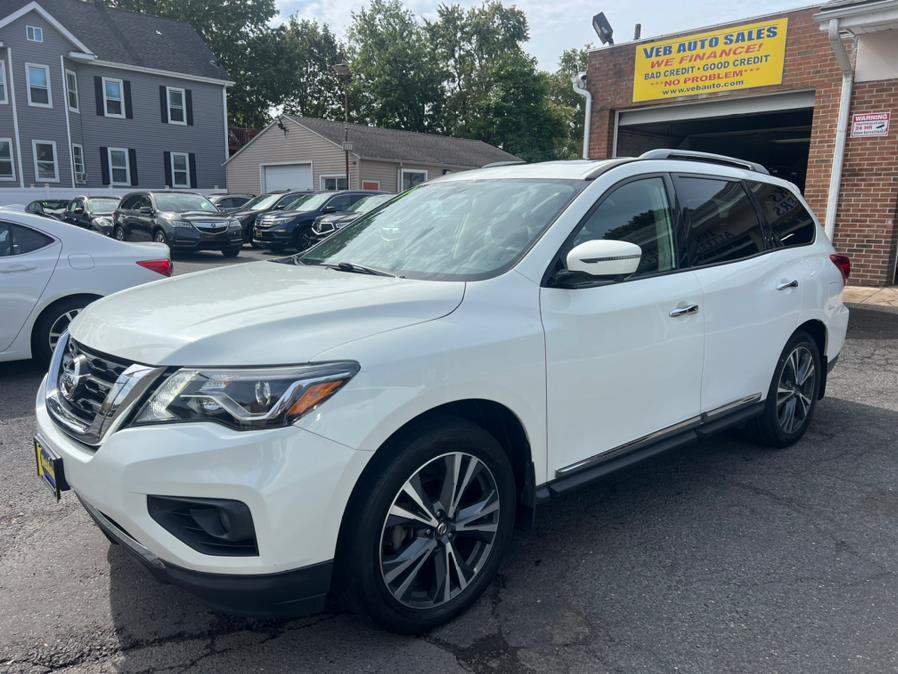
[380,452,500,609]
[338,416,515,634]
[48,309,80,352]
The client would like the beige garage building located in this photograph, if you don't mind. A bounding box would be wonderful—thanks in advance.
[225,116,519,194]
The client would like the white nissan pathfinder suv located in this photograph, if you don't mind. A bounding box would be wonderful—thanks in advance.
[34,151,850,633]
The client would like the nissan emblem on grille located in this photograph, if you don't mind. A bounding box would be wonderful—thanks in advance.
[59,348,88,401]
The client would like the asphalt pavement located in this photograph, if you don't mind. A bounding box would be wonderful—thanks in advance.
[1,264,897,672]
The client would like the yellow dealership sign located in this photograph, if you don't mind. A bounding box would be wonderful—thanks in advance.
[633,19,788,103]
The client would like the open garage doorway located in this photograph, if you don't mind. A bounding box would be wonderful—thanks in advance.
[616,99,814,191]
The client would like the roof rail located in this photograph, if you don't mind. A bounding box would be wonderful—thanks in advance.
[481,160,527,168]
[638,149,769,175]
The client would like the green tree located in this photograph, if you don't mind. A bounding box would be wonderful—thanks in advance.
[102,0,282,128]
[279,18,345,120]
[424,2,568,161]
[346,0,445,131]
[547,46,591,159]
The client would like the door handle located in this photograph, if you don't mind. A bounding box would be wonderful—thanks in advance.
[669,303,699,317]
[777,279,799,291]
[0,264,35,273]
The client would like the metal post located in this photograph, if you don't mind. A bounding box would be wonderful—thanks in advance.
[343,85,349,189]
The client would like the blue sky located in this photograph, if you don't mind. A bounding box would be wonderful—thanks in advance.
[275,0,818,71]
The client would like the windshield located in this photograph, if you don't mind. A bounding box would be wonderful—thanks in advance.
[288,192,332,212]
[244,193,283,211]
[348,194,392,214]
[154,193,218,213]
[299,180,581,281]
[87,198,119,215]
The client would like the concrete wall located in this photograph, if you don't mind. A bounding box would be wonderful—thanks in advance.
[0,8,227,190]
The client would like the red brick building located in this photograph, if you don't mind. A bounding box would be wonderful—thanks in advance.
[584,1,898,286]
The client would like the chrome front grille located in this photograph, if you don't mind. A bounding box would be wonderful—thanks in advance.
[192,220,228,233]
[45,334,165,447]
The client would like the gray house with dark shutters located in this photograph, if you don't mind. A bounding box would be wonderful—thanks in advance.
[0,0,230,193]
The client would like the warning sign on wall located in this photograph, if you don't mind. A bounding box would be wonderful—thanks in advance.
[632,19,788,103]
[850,112,890,138]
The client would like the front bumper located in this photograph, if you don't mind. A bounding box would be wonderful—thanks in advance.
[252,226,294,247]
[170,228,242,252]
[81,496,332,617]
[35,375,371,581]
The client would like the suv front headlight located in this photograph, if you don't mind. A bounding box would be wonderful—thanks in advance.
[132,362,359,430]
[172,220,194,229]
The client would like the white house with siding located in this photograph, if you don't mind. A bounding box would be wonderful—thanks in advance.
[226,116,520,194]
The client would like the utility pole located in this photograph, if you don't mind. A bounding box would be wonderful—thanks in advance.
[333,62,352,190]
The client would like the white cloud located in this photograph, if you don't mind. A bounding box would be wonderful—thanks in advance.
[276,0,818,71]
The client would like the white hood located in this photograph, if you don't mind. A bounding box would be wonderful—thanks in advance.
[69,260,465,366]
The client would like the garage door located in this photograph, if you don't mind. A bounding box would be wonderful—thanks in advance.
[262,164,312,192]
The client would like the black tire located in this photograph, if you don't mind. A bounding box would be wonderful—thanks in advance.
[221,246,241,258]
[32,297,94,364]
[113,225,126,241]
[295,229,314,252]
[337,415,516,634]
[746,330,821,448]
[153,228,168,245]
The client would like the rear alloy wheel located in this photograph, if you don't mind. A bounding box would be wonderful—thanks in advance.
[339,416,515,634]
[153,229,168,245]
[747,331,821,448]
[32,297,93,364]
[114,225,126,241]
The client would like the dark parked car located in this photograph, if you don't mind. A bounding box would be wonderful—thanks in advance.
[113,191,243,257]
[229,190,315,244]
[308,193,393,246]
[209,193,255,211]
[25,199,70,220]
[62,195,121,236]
[253,190,371,251]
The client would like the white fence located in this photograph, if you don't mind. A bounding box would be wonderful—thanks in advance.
[0,186,228,207]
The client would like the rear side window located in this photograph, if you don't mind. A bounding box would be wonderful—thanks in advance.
[749,181,816,247]
[676,177,765,267]
[0,223,53,255]
[571,177,677,275]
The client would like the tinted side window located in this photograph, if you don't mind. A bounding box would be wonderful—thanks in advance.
[0,223,10,256]
[677,177,764,266]
[11,224,53,254]
[328,194,354,211]
[572,177,676,275]
[749,181,816,247]
[119,196,136,211]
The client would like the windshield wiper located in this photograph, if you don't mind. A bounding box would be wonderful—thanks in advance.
[332,261,395,277]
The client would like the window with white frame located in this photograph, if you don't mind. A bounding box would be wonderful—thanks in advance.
[26,64,51,107]
[0,61,7,104]
[167,87,186,125]
[103,77,124,117]
[26,25,43,42]
[32,140,58,182]
[400,169,427,191]
[320,175,347,191]
[0,139,14,180]
[65,69,79,112]
[108,148,130,185]
[72,143,86,183]
[170,152,189,187]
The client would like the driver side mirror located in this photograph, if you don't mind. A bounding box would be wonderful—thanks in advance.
[555,240,642,286]
[139,206,155,215]
[322,205,337,214]
[74,207,84,214]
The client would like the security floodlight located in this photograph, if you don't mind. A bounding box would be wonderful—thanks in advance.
[592,12,614,45]
[333,62,351,78]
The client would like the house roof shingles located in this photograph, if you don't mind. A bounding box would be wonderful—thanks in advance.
[0,0,230,80]
[288,116,520,169]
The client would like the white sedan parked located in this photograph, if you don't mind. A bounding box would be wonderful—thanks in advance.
[0,208,172,364]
